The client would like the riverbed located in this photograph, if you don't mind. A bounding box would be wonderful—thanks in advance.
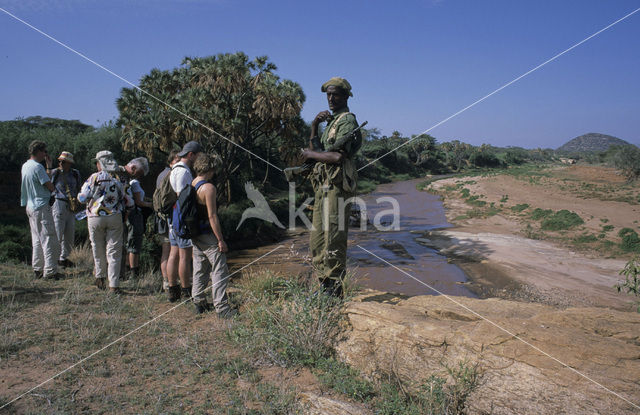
[228,178,477,298]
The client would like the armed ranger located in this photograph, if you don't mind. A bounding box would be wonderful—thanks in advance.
[284,121,367,182]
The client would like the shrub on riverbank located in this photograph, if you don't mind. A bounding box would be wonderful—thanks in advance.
[540,210,584,231]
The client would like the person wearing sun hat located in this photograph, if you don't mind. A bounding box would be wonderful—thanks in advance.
[50,151,82,268]
[78,150,134,294]
[301,76,362,298]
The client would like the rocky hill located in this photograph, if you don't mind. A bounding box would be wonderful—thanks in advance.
[557,133,631,153]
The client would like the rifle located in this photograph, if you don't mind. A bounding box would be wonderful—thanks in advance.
[284,121,368,182]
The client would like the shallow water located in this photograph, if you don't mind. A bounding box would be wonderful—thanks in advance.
[348,178,476,298]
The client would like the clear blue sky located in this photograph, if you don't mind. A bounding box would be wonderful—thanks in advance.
[1,0,639,149]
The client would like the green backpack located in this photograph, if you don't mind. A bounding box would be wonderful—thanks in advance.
[153,165,186,219]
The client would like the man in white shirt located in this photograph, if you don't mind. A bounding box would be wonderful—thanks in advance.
[20,140,61,280]
[166,141,202,302]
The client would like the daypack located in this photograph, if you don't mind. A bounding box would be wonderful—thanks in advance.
[153,165,187,219]
[171,180,207,239]
[86,171,125,214]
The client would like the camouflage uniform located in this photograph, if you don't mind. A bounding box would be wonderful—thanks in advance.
[310,107,360,295]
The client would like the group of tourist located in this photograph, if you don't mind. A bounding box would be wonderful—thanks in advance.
[20,76,360,318]
[20,139,237,318]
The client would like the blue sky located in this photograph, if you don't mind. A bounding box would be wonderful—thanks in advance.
[1,0,639,148]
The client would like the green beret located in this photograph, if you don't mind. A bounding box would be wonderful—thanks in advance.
[321,77,353,97]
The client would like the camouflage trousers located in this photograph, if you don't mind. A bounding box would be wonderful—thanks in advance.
[310,184,350,296]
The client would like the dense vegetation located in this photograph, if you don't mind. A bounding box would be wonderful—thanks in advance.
[2,52,639,267]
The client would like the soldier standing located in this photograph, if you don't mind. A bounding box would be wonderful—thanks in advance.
[301,77,361,297]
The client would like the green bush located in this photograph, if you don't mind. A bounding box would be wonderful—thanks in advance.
[229,273,344,367]
[541,210,584,231]
[530,208,553,220]
[510,203,530,213]
[619,228,640,252]
[0,224,31,263]
[573,233,598,244]
[0,240,29,263]
[314,358,375,402]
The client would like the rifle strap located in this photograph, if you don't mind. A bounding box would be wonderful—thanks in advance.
[327,112,352,142]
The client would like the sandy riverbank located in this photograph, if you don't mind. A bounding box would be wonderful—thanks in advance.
[425,165,639,311]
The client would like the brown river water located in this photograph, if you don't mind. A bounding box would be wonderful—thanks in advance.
[228,178,476,298]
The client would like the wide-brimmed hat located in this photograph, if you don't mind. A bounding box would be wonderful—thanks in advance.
[177,141,203,157]
[94,150,119,173]
[58,151,75,164]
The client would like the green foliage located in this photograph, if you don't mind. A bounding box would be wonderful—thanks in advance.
[540,210,584,231]
[615,257,640,312]
[609,145,640,181]
[117,53,307,202]
[375,362,481,415]
[0,225,31,263]
[229,273,344,367]
[510,203,529,213]
[0,118,130,181]
[500,194,509,203]
[602,224,614,232]
[618,228,640,253]
[530,208,553,220]
[314,358,376,401]
[573,233,598,244]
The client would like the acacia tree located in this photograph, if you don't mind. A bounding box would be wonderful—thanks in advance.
[117,52,306,202]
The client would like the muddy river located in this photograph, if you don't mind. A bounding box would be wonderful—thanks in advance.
[348,178,475,297]
[229,178,476,298]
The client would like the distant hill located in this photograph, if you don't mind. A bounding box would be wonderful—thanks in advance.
[557,133,632,153]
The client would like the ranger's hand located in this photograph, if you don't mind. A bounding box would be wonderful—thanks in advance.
[313,111,331,126]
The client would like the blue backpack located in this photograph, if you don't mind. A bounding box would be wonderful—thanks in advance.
[171,180,207,239]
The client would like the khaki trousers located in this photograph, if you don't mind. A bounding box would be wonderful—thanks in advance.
[192,232,230,312]
[88,213,123,288]
[53,200,75,261]
[26,205,59,277]
[310,185,350,285]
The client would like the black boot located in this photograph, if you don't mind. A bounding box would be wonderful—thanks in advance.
[168,285,181,303]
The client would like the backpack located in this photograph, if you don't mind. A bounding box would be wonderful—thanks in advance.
[171,180,207,239]
[87,171,125,213]
[153,165,187,219]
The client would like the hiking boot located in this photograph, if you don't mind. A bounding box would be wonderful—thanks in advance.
[94,277,106,290]
[34,270,43,279]
[109,287,122,295]
[167,285,181,303]
[45,272,63,281]
[181,286,192,299]
[194,301,213,314]
[58,259,75,268]
[217,307,238,320]
[129,267,139,280]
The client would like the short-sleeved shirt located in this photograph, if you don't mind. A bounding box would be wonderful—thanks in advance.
[129,178,145,201]
[313,107,360,192]
[51,168,81,200]
[21,159,52,210]
[78,171,134,217]
[169,161,193,194]
[320,107,359,157]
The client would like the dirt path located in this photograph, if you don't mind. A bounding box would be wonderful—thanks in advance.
[427,165,639,311]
